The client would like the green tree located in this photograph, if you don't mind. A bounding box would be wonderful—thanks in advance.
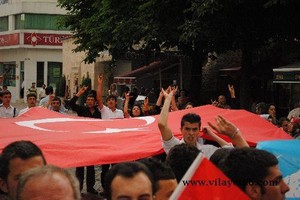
[181,0,300,108]
[57,0,190,62]
[57,0,300,108]
[57,0,206,102]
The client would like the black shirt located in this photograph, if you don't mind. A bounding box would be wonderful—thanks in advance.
[69,96,101,119]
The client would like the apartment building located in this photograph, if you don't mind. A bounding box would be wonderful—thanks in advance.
[0,0,70,102]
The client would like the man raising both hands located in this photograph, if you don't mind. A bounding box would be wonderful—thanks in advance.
[69,85,101,195]
[97,74,124,119]
[158,87,249,158]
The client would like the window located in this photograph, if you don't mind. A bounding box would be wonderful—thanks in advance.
[274,83,300,117]
[36,62,44,87]
[15,14,69,30]
[0,62,16,87]
[0,16,8,32]
[47,62,62,88]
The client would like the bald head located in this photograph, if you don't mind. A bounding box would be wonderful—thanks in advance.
[17,165,80,200]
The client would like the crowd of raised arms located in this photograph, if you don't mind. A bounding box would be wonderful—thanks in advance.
[1,75,299,137]
[0,73,298,200]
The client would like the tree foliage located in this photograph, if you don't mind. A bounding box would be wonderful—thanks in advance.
[57,0,193,63]
[180,0,300,108]
[57,0,206,103]
[182,0,300,53]
[58,0,300,107]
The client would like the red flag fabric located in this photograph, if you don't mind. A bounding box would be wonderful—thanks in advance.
[0,105,291,168]
[170,154,250,200]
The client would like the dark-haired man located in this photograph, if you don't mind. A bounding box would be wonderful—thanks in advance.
[219,148,290,200]
[165,143,201,183]
[19,93,37,116]
[69,85,101,195]
[139,158,177,199]
[69,86,101,119]
[158,88,248,158]
[97,74,124,119]
[105,162,154,200]
[39,86,67,113]
[0,141,46,200]
[45,96,66,114]
[0,90,18,118]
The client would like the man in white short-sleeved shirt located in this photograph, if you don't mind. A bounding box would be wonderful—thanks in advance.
[97,74,124,119]
[99,95,124,119]
[158,87,249,158]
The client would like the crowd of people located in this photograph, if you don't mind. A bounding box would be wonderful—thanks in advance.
[254,101,300,138]
[0,74,298,199]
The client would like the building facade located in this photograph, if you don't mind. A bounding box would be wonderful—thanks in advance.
[0,0,70,102]
[62,37,132,99]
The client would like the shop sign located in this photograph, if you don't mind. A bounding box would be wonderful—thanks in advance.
[53,68,61,77]
[24,32,71,46]
[274,71,300,81]
[0,33,20,46]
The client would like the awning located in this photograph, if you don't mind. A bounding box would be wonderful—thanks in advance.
[273,81,300,84]
[219,66,241,72]
[114,77,136,85]
[273,62,300,83]
[119,60,177,77]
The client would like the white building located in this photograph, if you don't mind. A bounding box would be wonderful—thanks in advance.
[0,0,70,102]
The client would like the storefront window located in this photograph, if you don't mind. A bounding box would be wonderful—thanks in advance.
[47,62,62,88]
[0,62,16,87]
[36,62,44,87]
[273,64,300,117]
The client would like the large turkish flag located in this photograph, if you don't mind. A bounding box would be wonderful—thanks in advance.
[0,105,291,168]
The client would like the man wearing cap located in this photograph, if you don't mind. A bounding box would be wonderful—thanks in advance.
[26,82,37,97]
